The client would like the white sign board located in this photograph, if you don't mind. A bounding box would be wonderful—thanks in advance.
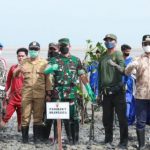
[46,102,70,119]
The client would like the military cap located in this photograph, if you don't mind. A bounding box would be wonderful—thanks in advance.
[103,34,117,41]
[121,44,131,51]
[142,35,150,43]
[49,43,58,49]
[58,38,70,46]
[29,41,40,49]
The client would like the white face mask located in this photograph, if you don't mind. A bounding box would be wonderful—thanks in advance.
[143,46,150,53]
[0,51,2,55]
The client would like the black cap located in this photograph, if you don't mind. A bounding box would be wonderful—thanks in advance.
[121,44,131,51]
[29,41,40,49]
[49,43,58,49]
[142,35,150,43]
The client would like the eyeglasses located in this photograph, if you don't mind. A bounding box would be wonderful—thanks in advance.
[143,42,150,46]
[29,48,39,51]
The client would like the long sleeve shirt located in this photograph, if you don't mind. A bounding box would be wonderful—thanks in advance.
[21,58,51,99]
[98,51,125,91]
[5,64,23,103]
[125,53,150,100]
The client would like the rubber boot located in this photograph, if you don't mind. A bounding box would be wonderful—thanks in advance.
[104,127,113,143]
[53,120,58,143]
[33,125,42,143]
[71,121,76,145]
[64,120,72,144]
[74,120,79,144]
[42,120,53,140]
[136,129,145,150]
[75,120,79,143]
[22,126,29,143]
[119,126,128,149]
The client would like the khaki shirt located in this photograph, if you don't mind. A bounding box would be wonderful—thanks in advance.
[21,57,51,98]
[125,53,150,100]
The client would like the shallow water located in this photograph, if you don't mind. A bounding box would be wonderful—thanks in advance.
[1,48,143,67]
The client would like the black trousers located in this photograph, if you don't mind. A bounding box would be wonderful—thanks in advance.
[102,90,128,143]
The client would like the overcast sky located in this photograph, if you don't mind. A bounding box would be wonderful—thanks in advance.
[0,0,150,48]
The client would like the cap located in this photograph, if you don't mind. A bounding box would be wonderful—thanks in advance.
[0,43,3,49]
[49,43,58,49]
[121,44,131,51]
[103,34,117,41]
[58,38,70,46]
[29,41,40,49]
[142,35,150,43]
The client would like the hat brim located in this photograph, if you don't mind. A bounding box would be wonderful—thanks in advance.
[142,41,150,43]
[59,42,69,46]
[103,37,116,41]
[29,46,40,49]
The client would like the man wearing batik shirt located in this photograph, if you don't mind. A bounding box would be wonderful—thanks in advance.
[125,35,150,149]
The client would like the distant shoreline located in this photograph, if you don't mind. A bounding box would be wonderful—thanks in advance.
[2,48,143,67]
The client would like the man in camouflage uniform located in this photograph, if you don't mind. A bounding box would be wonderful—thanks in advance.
[14,41,51,143]
[44,38,95,145]
[0,43,7,124]
[0,43,7,86]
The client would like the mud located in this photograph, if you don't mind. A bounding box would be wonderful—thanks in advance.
[0,108,150,150]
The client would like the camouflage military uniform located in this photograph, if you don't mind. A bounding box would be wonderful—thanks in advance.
[49,54,85,119]
[0,58,7,122]
[0,58,7,86]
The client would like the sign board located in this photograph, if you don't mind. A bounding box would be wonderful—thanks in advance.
[46,102,70,119]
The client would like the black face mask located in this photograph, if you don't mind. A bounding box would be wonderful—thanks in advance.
[123,53,130,57]
[60,47,69,54]
[49,51,59,58]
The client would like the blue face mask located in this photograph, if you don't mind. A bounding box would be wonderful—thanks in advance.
[105,41,115,49]
[29,50,39,58]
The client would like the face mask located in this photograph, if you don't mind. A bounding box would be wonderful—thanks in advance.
[0,51,2,55]
[29,50,39,58]
[60,47,69,54]
[143,46,150,53]
[123,53,130,57]
[105,41,116,49]
[49,51,59,58]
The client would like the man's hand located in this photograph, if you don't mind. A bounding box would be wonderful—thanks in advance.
[108,59,124,73]
[45,95,51,102]
[107,59,117,67]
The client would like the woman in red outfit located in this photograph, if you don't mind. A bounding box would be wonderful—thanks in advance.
[0,48,28,131]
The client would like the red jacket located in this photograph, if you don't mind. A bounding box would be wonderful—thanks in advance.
[5,64,24,104]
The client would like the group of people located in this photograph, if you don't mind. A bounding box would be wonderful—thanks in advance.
[97,34,150,150]
[0,38,95,146]
[0,34,150,150]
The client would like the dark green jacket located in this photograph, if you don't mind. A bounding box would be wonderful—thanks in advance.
[98,50,125,91]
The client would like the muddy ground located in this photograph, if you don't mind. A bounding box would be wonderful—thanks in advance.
[0,106,150,150]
